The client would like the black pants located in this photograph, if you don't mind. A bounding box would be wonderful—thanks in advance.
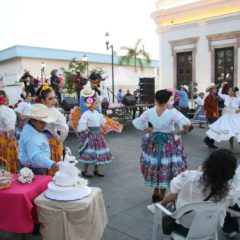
[223,204,239,232]
[204,117,217,146]
[76,88,82,102]
[179,107,189,118]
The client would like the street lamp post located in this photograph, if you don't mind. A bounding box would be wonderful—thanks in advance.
[82,54,89,77]
[41,61,46,83]
[105,32,115,103]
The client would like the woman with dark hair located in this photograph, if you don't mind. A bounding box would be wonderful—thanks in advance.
[0,90,9,105]
[133,89,191,202]
[158,149,238,237]
[37,83,69,175]
[206,82,240,151]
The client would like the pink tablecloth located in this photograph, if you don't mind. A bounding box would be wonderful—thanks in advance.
[0,174,52,233]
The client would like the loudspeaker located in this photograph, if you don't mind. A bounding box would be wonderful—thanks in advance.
[122,95,137,106]
[101,98,109,109]
[139,77,155,103]
[61,97,79,111]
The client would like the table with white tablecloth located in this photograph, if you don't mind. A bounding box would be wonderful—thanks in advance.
[34,187,108,240]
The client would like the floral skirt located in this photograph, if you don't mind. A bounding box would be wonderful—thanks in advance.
[47,137,63,176]
[140,132,187,189]
[0,133,18,173]
[78,130,112,165]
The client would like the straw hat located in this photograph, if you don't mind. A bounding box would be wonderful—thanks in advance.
[180,85,189,92]
[29,104,56,123]
[24,69,30,74]
[80,87,96,98]
[206,83,218,92]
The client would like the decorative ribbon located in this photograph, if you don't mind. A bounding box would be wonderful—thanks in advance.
[88,127,100,132]
[153,132,170,165]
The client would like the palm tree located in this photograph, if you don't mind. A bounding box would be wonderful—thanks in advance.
[119,39,151,71]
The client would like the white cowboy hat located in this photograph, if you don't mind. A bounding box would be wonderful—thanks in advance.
[24,69,30,73]
[80,87,96,98]
[206,83,218,92]
[28,104,56,123]
[180,85,189,92]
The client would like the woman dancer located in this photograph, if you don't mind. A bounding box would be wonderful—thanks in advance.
[193,92,207,128]
[206,82,240,151]
[77,97,112,178]
[0,95,18,172]
[133,89,191,202]
[37,84,69,175]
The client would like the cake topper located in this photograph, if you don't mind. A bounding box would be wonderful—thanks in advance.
[63,146,78,164]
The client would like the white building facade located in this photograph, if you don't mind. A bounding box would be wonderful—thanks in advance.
[152,0,240,94]
[0,45,159,105]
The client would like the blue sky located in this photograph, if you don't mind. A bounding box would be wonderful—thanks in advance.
[0,0,160,58]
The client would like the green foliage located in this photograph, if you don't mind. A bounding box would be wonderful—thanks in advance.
[119,39,152,72]
[61,58,87,94]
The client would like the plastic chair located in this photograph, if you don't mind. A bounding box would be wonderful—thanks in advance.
[152,201,227,240]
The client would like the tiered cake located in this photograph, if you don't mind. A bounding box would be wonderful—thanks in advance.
[45,148,91,201]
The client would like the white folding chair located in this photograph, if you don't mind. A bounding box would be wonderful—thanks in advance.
[152,201,227,240]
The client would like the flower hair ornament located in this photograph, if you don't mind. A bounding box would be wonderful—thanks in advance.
[0,95,6,105]
[166,88,175,94]
[42,83,52,91]
[39,83,53,98]
[86,97,95,107]
[86,97,94,104]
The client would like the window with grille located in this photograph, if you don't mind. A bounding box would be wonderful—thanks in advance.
[215,47,234,87]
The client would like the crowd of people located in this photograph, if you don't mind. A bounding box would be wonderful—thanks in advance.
[1,68,240,238]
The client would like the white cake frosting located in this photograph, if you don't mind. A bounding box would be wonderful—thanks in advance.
[45,147,91,201]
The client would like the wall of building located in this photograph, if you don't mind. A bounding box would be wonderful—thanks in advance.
[1,57,157,105]
[158,13,240,92]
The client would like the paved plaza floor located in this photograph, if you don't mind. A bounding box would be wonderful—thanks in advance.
[0,125,239,239]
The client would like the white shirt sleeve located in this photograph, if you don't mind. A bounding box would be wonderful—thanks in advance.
[77,111,88,132]
[100,114,107,126]
[53,109,69,142]
[171,109,191,130]
[170,170,193,194]
[0,106,16,133]
[218,88,227,101]
[132,109,150,130]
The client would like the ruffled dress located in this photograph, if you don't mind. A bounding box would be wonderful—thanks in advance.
[0,106,18,173]
[206,90,240,142]
[193,97,207,124]
[133,107,190,189]
[45,107,69,175]
[77,110,112,165]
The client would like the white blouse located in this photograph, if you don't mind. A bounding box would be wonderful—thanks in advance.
[218,88,240,111]
[45,107,69,143]
[77,110,106,132]
[170,170,239,227]
[194,97,204,106]
[0,105,16,137]
[133,107,191,133]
